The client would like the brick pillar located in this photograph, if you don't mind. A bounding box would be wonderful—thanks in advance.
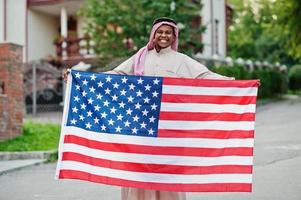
[0,43,24,140]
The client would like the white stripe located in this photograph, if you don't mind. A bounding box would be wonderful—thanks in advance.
[60,161,253,184]
[62,143,253,166]
[159,120,255,131]
[161,102,256,114]
[163,85,258,96]
[63,126,254,148]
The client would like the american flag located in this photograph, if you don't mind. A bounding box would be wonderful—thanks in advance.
[55,70,258,192]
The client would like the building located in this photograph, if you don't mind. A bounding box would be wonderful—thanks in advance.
[0,0,232,66]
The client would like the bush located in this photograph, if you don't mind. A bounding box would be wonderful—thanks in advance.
[288,65,301,91]
[210,65,288,98]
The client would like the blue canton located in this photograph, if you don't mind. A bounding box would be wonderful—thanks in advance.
[67,70,163,137]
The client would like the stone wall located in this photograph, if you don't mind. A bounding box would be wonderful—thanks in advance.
[0,43,24,140]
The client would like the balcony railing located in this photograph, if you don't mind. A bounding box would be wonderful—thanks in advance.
[54,35,96,62]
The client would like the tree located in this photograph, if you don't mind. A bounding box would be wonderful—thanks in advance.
[78,0,204,65]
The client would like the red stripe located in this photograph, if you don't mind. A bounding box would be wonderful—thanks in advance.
[62,152,253,174]
[163,77,258,88]
[159,112,255,121]
[64,135,253,157]
[158,129,254,139]
[161,94,257,104]
[59,170,252,192]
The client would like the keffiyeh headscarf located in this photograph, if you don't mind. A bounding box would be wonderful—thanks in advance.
[133,17,179,75]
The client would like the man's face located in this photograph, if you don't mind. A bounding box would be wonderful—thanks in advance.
[154,25,175,49]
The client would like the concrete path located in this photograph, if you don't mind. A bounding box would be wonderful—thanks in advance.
[1,97,301,200]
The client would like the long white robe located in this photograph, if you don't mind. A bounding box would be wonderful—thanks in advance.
[109,47,233,200]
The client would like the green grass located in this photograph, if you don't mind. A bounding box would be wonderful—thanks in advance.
[0,121,60,151]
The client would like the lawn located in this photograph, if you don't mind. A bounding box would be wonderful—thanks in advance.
[0,121,60,151]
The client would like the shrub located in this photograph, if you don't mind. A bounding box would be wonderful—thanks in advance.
[288,65,301,91]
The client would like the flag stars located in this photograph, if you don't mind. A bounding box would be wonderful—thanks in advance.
[101,112,108,118]
[137,78,144,84]
[82,91,87,97]
[75,72,81,78]
[126,108,133,115]
[87,110,93,117]
[113,82,119,89]
[140,121,147,129]
[151,103,158,110]
[97,81,104,88]
[133,115,140,122]
[120,89,127,96]
[105,76,112,82]
[90,74,96,81]
[96,93,103,100]
[94,117,99,124]
[111,94,118,101]
[121,76,128,83]
[103,100,110,107]
[85,122,92,129]
[72,107,78,113]
[131,127,138,134]
[148,128,155,135]
[110,107,117,114]
[124,120,131,127]
[74,96,80,102]
[119,101,125,108]
[152,91,159,97]
[82,79,88,86]
[136,90,143,97]
[142,109,149,116]
[80,103,87,110]
[108,119,115,125]
[127,96,134,103]
[79,115,85,121]
[89,86,96,93]
[129,83,136,90]
[115,126,122,133]
[143,97,150,104]
[75,84,80,90]
[117,114,124,121]
[100,124,106,131]
[88,98,94,104]
[70,119,77,124]
[149,116,156,123]
[153,78,160,85]
[94,104,101,111]
[105,88,111,95]
[135,103,142,109]
[144,84,151,91]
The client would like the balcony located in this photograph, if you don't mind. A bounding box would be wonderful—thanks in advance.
[54,35,97,67]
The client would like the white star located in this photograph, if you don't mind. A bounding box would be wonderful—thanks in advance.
[72,107,78,113]
[133,115,140,122]
[82,91,87,97]
[140,121,147,129]
[101,112,107,118]
[143,97,150,104]
[129,83,136,90]
[142,109,149,116]
[151,103,158,110]
[120,89,127,96]
[101,124,106,131]
[88,98,94,104]
[111,94,118,101]
[153,78,160,85]
[126,108,133,115]
[94,104,101,111]
[148,128,155,135]
[73,96,80,102]
[82,79,88,86]
[137,78,144,84]
[103,100,110,107]
[87,110,93,117]
[124,120,131,127]
[117,114,124,121]
[113,82,119,89]
[108,119,115,125]
[119,101,125,108]
[115,126,122,133]
[121,77,128,83]
[110,107,117,113]
[135,103,141,109]
[144,84,151,91]
[94,117,99,124]
[136,90,143,97]
[75,72,81,78]
[79,115,85,121]
[85,122,92,129]
[105,76,112,82]
[96,93,103,99]
[90,74,96,81]
[70,119,77,124]
[75,85,80,90]
[149,116,156,123]
[80,103,87,110]
[131,127,138,134]
[152,91,159,97]
[127,96,134,103]
[105,88,111,95]
[89,86,95,93]
[97,81,104,88]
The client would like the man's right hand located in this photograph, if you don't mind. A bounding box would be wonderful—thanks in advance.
[62,68,71,82]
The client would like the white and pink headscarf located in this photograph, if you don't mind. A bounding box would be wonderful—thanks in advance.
[133,18,179,75]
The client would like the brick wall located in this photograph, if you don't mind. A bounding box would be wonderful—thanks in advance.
[0,43,24,140]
